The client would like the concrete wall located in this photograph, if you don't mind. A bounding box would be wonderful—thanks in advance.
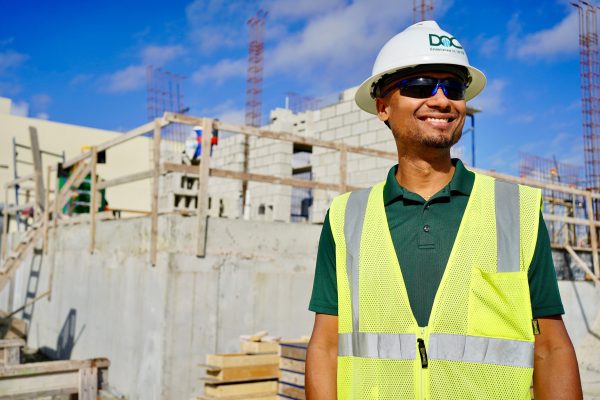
[5,214,319,399]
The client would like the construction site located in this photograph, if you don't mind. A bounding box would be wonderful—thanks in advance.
[1,1,600,399]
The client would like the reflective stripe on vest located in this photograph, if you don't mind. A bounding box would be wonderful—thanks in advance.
[338,177,531,368]
[339,332,533,367]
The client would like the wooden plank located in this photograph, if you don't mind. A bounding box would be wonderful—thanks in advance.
[204,380,277,398]
[196,117,212,257]
[279,343,308,361]
[205,364,279,382]
[206,354,280,368]
[163,163,358,192]
[3,202,35,214]
[0,339,25,349]
[1,187,8,261]
[150,120,161,266]
[565,245,599,285]
[0,370,78,398]
[277,382,305,400]
[28,126,45,211]
[241,341,279,355]
[279,358,305,374]
[42,166,51,254]
[165,113,397,160]
[78,367,98,400]
[279,370,304,387]
[339,144,347,193]
[97,169,154,189]
[585,194,600,279]
[90,147,98,254]
[200,394,277,400]
[3,173,35,189]
[63,118,169,169]
[543,213,600,228]
[0,358,109,377]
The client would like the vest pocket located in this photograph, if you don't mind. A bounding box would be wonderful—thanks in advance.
[467,267,532,340]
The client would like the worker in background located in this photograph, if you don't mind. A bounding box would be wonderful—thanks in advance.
[305,21,582,399]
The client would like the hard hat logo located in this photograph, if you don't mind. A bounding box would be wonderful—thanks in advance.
[429,34,463,49]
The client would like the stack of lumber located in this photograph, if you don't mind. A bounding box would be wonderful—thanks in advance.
[199,331,281,400]
[278,338,309,400]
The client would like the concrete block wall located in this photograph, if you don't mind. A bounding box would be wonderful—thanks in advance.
[311,87,396,223]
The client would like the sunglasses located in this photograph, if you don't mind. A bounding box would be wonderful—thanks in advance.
[380,77,467,100]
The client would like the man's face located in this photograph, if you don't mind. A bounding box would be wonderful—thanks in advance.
[375,71,467,151]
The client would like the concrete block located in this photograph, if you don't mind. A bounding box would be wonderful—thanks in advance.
[360,131,377,147]
[328,116,343,130]
[342,111,359,125]
[336,101,351,116]
[320,106,336,120]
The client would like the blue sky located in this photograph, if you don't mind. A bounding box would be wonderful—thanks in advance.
[0,0,586,176]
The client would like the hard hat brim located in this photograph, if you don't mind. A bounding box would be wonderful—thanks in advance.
[355,64,487,115]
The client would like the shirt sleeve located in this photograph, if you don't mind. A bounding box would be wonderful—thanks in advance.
[308,210,338,315]
[528,211,565,318]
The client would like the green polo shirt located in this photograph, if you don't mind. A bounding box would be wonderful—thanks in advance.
[309,159,564,326]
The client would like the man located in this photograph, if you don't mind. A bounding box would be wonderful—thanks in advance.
[306,21,582,400]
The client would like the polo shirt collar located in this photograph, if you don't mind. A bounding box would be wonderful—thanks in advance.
[383,158,474,205]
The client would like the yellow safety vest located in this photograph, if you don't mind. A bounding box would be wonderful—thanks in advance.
[328,173,541,400]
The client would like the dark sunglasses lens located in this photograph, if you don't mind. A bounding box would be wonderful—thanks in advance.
[400,79,466,100]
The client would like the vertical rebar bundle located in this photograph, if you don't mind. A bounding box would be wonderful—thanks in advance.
[245,10,267,127]
[413,0,434,23]
[574,1,600,193]
[146,66,186,122]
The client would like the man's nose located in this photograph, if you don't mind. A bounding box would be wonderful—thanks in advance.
[427,84,452,107]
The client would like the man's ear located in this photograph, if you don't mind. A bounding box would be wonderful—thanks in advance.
[376,97,389,123]
[376,98,391,129]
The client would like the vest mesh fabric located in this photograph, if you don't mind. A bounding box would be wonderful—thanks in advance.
[330,173,540,400]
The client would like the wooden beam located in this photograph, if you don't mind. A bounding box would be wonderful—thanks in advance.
[4,174,35,189]
[564,244,599,285]
[96,169,153,190]
[339,144,347,193]
[42,166,51,254]
[0,358,109,377]
[585,193,600,279]
[78,367,98,400]
[196,117,212,257]
[543,213,600,228]
[163,163,359,192]
[150,120,161,266]
[89,147,98,254]
[3,202,35,215]
[1,188,8,262]
[28,126,45,212]
[165,113,397,160]
[63,118,169,169]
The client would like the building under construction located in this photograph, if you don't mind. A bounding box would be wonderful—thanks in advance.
[1,81,600,398]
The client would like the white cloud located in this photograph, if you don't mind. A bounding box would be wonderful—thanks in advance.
[0,50,27,75]
[199,99,246,125]
[192,58,246,85]
[469,79,508,114]
[104,65,146,93]
[513,11,578,59]
[185,0,253,53]
[266,0,412,83]
[265,0,345,20]
[141,44,185,67]
[476,34,501,58]
[70,73,93,86]
[11,100,28,117]
[36,112,49,120]
[31,93,51,110]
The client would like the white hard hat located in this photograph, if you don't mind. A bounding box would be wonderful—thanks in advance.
[355,20,487,114]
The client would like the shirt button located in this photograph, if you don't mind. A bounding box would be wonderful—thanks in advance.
[425,204,430,209]
[423,225,430,232]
